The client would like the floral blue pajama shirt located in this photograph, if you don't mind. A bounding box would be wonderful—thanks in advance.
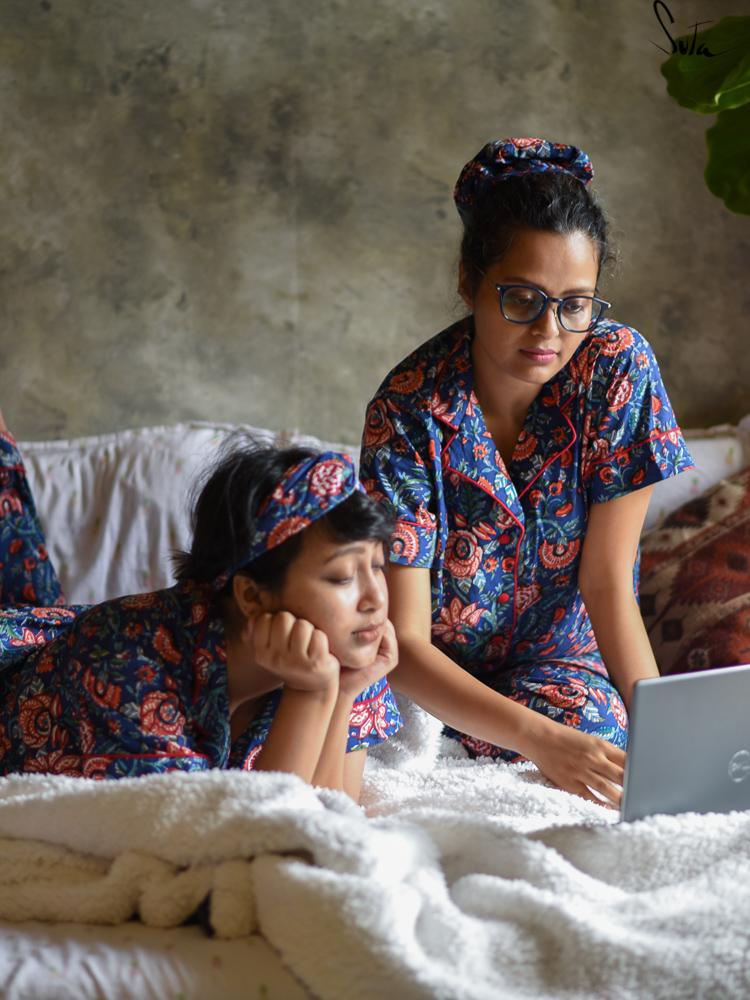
[360,316,693,758]
[0,433,401,778]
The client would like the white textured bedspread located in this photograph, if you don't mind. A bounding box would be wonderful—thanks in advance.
[0,731,748,1000]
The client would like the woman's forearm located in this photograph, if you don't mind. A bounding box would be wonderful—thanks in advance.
[311,692,354,792]
[582,585,659,710]
[391,636,550,757]
[253,685,338,782]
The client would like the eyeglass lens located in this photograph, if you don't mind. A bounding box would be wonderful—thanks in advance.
[500,287,600,332]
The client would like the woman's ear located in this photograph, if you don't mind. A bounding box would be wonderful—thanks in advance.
[457,261,474,309]
[231,574,273,620]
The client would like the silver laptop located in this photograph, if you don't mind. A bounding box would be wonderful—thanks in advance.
[621,664,750,822]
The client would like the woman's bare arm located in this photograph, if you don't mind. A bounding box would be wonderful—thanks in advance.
[388,566,553,750]
[578,485,659,710]
[250,612,341,783]
[312,620,398,800]
[252,685,339,782]
[387,565,625,805]
[311,695,368,799]
[310,691,357,793]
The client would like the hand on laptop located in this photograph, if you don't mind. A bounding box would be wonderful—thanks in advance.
[526,721,626,808]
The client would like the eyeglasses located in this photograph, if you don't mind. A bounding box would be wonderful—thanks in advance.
[491,283,611,334]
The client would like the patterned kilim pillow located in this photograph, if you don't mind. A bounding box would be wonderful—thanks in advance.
[639,467,750,676]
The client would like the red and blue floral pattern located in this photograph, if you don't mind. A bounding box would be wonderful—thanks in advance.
[448,661,629,761]
[0,434,401,778]
[360,316,693,755]
[453,137,594,224]
[214,450,364,589]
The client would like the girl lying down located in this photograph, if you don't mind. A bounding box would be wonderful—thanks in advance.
[0,422,401,802]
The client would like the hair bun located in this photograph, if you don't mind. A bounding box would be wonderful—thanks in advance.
[453,138,594,224]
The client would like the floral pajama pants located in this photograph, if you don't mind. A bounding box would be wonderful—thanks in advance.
[445,660,629,761]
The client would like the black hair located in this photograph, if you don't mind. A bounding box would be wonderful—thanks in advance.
[459,171,614,295]
[172,438,395,593]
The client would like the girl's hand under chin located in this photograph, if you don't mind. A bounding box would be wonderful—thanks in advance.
[250,610,340,695]
[338,619,398,700]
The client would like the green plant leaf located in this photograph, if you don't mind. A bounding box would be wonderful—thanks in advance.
[660,16,750,114]
[705,103,750,214]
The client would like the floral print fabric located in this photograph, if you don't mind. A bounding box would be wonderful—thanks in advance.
[449,661,629,761]
[360,316,693,755]
[453,137,594,224]
[0,434,401,778]
[215,450,363,588]
[0,433,64,609]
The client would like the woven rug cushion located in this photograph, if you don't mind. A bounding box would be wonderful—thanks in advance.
[640,466,750,676]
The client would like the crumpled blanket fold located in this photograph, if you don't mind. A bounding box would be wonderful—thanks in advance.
[0,718,748,999]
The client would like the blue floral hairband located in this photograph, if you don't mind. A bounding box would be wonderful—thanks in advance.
[453,137,594,224]
[213,451,364,589]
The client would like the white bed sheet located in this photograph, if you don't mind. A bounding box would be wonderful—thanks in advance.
[0,919,311,1000]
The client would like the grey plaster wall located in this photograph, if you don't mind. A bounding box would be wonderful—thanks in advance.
[1,0,748,444]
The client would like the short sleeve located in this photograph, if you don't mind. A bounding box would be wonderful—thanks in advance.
[229,689,281,769]
[582,326,694,505]
[229,680,402,768]
[360,395,439,568]
[346,677,402,750]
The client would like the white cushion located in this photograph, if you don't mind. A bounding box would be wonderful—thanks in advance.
[20,423,277,604]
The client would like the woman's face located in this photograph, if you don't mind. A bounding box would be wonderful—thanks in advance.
[268,525,389,670]
[463,228,600,392]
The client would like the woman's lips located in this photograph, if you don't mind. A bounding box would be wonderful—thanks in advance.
[352,623,384,645]
[519,347,559,364]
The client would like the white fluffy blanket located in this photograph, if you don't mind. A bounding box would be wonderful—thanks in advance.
[0,707,749,1000]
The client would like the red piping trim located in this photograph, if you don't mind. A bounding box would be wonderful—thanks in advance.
[351,688,389,709]
[589,426,688,468]
[443,464,525,533]
[395,518,437,533]
[440,411,525,530]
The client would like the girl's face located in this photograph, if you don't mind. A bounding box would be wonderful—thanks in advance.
[462,228,600,392]
[267,525,389,670]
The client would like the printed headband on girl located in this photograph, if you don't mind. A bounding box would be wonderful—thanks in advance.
[453,137,594,224]
[213,451,364,589]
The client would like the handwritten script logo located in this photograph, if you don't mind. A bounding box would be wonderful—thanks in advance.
[728,750,750,784]
[651,1,721,57]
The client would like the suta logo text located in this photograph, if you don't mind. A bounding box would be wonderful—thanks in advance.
[651,1,722,57]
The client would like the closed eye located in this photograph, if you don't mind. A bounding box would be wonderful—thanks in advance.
[561,297,591,314]
[507,290,537,306]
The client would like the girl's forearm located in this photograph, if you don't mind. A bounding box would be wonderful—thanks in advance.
[391,637,551,757]
[253,685,338,782]
[311,693,355,793]
[582,585,659,710]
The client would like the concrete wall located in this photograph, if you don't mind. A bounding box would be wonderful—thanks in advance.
[2,0,747,444]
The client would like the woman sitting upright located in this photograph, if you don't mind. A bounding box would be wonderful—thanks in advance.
[360,137,693,806]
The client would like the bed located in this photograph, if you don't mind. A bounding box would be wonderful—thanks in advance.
[0,417,748,1000]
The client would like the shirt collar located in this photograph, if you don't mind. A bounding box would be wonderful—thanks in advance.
[431,317,579,509]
